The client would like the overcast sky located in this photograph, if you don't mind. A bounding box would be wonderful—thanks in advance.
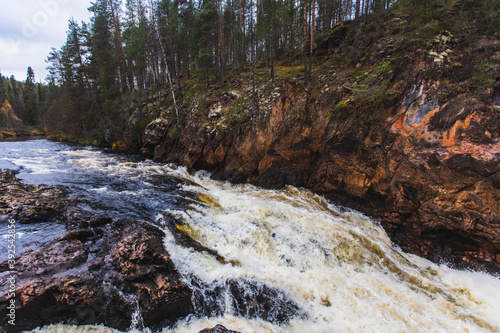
[0,0,93,83]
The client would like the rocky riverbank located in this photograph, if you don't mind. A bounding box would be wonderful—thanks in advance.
[0,170,239,332]
[142,81,500,275]
[0,129,45,141]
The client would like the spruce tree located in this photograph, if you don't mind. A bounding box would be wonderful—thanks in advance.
[23,66,38,125]
[89,0,121,117]
[0,74,5,104]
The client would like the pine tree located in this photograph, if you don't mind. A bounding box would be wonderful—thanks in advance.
[194,0,218,85]
[0,74,5,104]
[124,5,149,90]
[23,66,38,125]
[109,0,130,93]
[89,0,121,117]
[45,47,64,85]
[59,20,93,132]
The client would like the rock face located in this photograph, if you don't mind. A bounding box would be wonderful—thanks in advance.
[0,169,70,224]
[141,38,500,274]
[0,172,192,332]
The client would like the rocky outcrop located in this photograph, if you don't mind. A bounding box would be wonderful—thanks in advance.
[0,169,70,224]
[141,36,500,274]
[0,172,193,332]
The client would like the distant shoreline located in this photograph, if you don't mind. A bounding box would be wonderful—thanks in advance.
[0,128,45,141]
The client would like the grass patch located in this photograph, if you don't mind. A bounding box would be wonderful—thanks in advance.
[472,59,496,98]
[329,81,395,124]
[227,97,252,125]
[274,64,304,83]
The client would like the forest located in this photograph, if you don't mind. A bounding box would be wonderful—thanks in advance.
[0,0,497,142]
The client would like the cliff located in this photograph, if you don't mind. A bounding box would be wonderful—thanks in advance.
[112,8,500,273]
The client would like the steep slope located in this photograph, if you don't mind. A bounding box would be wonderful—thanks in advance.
[121,6,500,273]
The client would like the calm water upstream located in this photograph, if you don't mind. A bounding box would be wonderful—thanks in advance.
[1,139,500,333]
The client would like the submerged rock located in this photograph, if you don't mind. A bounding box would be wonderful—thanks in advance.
[199,324,241,333]
[228,279,304,324]
[184,275,305,326]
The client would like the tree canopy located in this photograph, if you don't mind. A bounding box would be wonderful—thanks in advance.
[2,0,496,141]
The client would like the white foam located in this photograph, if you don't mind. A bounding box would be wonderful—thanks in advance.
[18,149,500,333]
[34,324,119,333]
[160,172,500,333]
[90,186,109,193]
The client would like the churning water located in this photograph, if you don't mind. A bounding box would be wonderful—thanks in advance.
[1,140,500,333]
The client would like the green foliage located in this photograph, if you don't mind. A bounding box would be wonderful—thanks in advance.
[0,75,5,103]
[197,96,210,117]
[372,60,393,77]
[133,118,148,137]
[22,67,39,125]
[419,20,440,40]
[329,82,394,124]
[90,2,120,116]
[193,0,217,75]
[182,84,203,111]
[274,65,304,84]
[168,127,180,137]
[472,59,496,97]
[123,17,149,89]
[227,97,252,124]
[329,99,350,117]
[83,128,104,145]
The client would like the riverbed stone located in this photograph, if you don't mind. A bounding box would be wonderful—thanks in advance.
[0,171,193,332]
[199,324,241,333]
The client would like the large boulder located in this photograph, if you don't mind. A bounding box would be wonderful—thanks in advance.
[0,171,193,332]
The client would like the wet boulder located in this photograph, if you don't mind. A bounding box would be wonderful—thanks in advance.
[0,171,193,332]
[199,324,241,333]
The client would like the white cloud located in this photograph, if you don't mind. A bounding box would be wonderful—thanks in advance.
[1,40,64,82]
[0,38,21,56]
[0,0,92,82]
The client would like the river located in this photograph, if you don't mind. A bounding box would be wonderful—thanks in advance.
[1,139,500,333]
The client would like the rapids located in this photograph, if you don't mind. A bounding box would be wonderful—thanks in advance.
[1,140,499,333]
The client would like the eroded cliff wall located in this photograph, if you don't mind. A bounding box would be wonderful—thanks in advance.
[135,16,500,273]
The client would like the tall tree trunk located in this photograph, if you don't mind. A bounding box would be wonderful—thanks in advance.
[110,0,129,93]
[303,0,309,86]
[217,0,225,85]
[239,0,244,75]
[308,0,315,83]
[269,0,275,80]
[251,0,256,117]
[153,21,180,127]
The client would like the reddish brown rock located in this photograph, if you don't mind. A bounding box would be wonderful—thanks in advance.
[0,217,193,332]
[144,53,500,274]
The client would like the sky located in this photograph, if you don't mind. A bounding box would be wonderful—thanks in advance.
[0,0,93,83]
